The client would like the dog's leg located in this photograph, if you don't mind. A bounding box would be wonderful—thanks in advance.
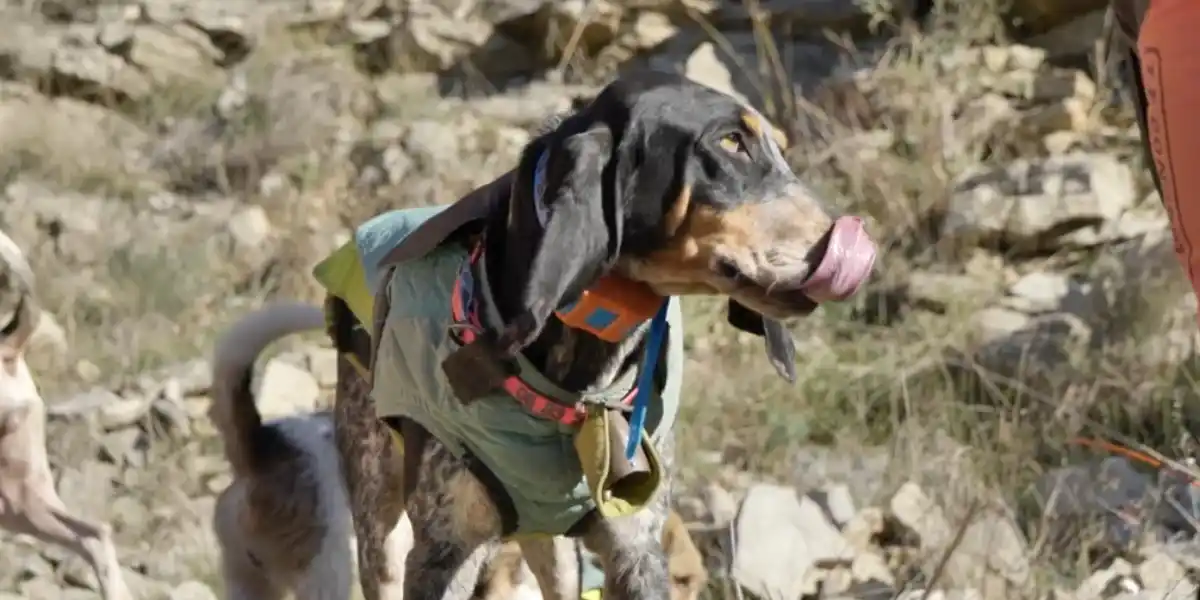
[0,409,131,600]
[380,512,414,593]
[517,536,581,600]
[19,501,130,600]
[294,541,355,600]
[404,441,502,600]
[580,431,675,600]
[220,548,285,600]
[334,354,408,600]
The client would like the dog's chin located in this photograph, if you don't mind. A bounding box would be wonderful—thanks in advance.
[636,279,820,320]
[729,289,818,321]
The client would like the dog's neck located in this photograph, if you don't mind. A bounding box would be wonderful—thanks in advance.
[479,216,648,395]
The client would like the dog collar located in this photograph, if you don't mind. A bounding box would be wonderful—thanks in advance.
[449,242,639,425]
[452,151,669,456]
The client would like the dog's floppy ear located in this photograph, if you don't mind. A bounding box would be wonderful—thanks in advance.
[728,300,797,383]
[496,123,616,354]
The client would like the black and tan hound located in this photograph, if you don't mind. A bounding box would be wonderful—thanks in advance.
[328,71,878,600]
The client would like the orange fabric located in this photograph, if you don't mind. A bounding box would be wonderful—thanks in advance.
[1138,0,1200,311]
[555,276,664,343]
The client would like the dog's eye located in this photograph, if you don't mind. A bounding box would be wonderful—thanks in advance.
[718,132,747,156]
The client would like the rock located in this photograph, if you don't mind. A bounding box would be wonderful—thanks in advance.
[842,507,884,551]
[974,307,1034,343]
[950,93,1018,155]
[99,427,145,467]
[1021,8,1108,61]
[1136,552,1188,591]
[944,153,1137,251]
[0,82,154,187]
[946,591,983,600]
[702,482,739,527]
[18,578,69,599]
[647,31,846,112]
[905,271,1005,312]
[713,0,911,30]
[403,119,465,168]
[1030,69,1097,103]
[683,42,745,105]
[897,590,945,600]
[889,482,953,548]
[850,551,894,587]
[814,483,857,527]
[225,205,274,269]
[732,484,854,600]
[1110,582,1198,600]
[888,483,1030,595]
[256,358,321,420]
[56,460,119,520]
[170,580,218,600]
[789,445,892,506]
[1006,0,1108,36]
[115,24,224,86]
[305,346,338,388]
[98,394,153,430]
[1002,271,1086,314]
[631,12,677,49]
[950,513,1032,597]
[1033,457,1182,550]
[0,15,153,102]
[29,311,70,359]
[154,46,374,191]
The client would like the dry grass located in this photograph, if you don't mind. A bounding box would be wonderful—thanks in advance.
[669,1,1200,597]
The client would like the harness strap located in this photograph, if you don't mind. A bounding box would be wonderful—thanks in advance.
[369,242,521,526]
[450,243,638,426]
[397,418,427,502]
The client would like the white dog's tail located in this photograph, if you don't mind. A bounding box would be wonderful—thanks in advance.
[210,302,327,477]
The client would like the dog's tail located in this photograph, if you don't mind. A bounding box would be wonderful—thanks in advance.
[210,301,327,477]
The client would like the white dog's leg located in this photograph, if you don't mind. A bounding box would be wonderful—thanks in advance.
[373,511,414,599]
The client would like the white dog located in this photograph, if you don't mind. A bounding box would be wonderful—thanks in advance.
[208,301,374,599]
[0,230,131,599]
[206,302,708,600]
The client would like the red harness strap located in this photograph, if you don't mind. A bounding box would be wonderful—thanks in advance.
[449,244,637,426]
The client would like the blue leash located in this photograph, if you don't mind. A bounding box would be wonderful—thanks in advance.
[626,302,670,460]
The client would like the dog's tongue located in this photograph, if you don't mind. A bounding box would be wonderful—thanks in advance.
[799,216,877,303]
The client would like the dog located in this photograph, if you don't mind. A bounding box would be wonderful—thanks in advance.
[208,302,710,600]
[0,230,131,600]
[477,511,707,600]
[326,71,878,600]
[208,301,360,600]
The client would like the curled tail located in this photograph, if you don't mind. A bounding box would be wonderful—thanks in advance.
[210,301,327,477]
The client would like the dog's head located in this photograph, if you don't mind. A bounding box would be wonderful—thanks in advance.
[663,511,708,600]
[0,230,40,407]
[497,72,878,379]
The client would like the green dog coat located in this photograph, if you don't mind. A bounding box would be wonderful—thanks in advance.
[313,206,683,537]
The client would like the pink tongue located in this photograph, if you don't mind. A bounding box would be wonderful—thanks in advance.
[799,216,878,303]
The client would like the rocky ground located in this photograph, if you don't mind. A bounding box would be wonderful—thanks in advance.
[2,0,1198,599]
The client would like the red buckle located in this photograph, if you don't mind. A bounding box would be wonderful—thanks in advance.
[449,245,636,426]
